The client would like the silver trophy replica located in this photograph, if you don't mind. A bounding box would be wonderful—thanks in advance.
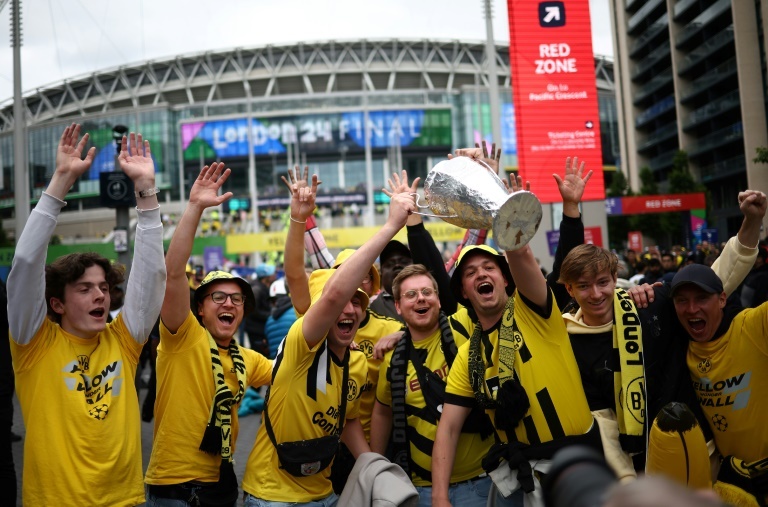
[413,156,542,251]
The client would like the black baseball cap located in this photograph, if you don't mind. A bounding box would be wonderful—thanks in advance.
[380,240,411,265]
[670,264,723,296]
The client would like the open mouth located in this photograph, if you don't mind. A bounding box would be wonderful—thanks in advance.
[90,308,105,318]
[688,318,706,332]
[477,282,494,295]
[415,307,429,315]
[218,313,235,325]
[338,319,354,333]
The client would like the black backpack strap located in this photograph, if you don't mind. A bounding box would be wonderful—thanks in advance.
[264,345,350,450]
[389,331,411,475]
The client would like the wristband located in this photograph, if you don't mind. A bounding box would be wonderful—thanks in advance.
[290,216,306,224]
[135,187,159,198]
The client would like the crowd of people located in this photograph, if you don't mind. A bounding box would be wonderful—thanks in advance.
[2,124,768,507]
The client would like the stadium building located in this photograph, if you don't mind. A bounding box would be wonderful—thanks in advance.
[0,39,617,262]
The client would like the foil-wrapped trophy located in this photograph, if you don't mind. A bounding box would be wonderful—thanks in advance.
[412,156,542,251]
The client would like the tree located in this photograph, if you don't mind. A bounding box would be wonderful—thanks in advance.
[753,146,768,165]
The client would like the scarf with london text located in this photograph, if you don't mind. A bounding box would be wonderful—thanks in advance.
[613,289,646,452]
[198,330,247,462]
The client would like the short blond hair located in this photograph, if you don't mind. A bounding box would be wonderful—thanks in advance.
[558,244,618,285]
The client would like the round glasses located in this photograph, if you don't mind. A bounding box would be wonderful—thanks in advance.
[204,291,245,306]
[401,287,437,301]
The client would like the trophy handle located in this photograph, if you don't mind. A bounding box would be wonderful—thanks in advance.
[408,192,459,219]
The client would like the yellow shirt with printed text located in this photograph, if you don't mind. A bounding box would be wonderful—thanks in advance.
[242,316,368,502]
[146,311,273,485]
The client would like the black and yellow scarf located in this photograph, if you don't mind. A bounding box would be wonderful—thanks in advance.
[198,331,247,462]
[469,296,519,408]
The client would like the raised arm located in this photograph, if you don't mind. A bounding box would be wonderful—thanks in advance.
[8,124,95,344]
[712,190,768,295]
[117,133,166,343]
[162,163,232,332]
[501,171,549,306]
[549,157,592,309]
[282,166,320,315]
[301,190,413,348]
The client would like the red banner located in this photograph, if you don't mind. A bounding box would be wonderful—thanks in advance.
[628,231,643,252]
[507,0,605,203]
[619,193,706,214]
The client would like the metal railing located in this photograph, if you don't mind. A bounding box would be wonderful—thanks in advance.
[632,41,671,79]
[677,25,734,75]
[628,0,665,34]
[688,122,743,156]
[684,89,740,129]
[633,68,673,104]
[676,0,732,48]
[680,57,737,103]
[700,154,746,182]
[637,122,678,151]
[630,13,669,57]
[636,95,676,126]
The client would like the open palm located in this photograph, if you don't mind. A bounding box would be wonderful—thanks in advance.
[189,162,233,208]
[55,124,95,180]
[117,132,155,185]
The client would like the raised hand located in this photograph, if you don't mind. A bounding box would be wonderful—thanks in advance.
[47,124,97,200]
[448,141,502,172]
[55,124,96,182]
[382,188,416,229]
[553,156,592,206]
[281,165,321,221]
[478,140,502,172]
[189,162,232,209]
[118,132,155,188]
[503,173,531,194]
[738,190,768,220]
[387,170,420,196]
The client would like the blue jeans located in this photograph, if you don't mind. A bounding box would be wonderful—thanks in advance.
[416,475,493,507]
[243,492,338,507]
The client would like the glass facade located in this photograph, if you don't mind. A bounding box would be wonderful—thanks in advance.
[0,75,619,225]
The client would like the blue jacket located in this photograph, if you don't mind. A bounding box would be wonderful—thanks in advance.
[264,295,296,359]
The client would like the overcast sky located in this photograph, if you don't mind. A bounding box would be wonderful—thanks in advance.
[0,0,612,103]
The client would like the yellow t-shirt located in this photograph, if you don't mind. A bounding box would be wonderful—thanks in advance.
[355,309,403,441]
[688,304,768,463]
[242,317,368,502]
[145,311,273,484]
[377,327,491,486]
[445,290,593,444]
[10,315,145,507]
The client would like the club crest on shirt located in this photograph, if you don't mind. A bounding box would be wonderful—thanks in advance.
[301,460,322,476]
[697,358,712,374]
[358,340,374,358]
[347,379,358,401]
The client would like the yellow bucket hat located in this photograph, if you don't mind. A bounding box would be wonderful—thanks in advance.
[308,268,370,311]
[333,249,380,295]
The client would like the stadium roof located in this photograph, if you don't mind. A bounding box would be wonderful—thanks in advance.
[0,39,614,131]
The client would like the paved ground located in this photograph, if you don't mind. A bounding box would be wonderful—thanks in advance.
[10,378,263,506]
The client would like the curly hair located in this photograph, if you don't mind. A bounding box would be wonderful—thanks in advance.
[45,253,125,323]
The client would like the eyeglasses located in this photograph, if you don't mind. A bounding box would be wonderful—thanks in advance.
[401,287,437,301]
[204,291,245,306]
